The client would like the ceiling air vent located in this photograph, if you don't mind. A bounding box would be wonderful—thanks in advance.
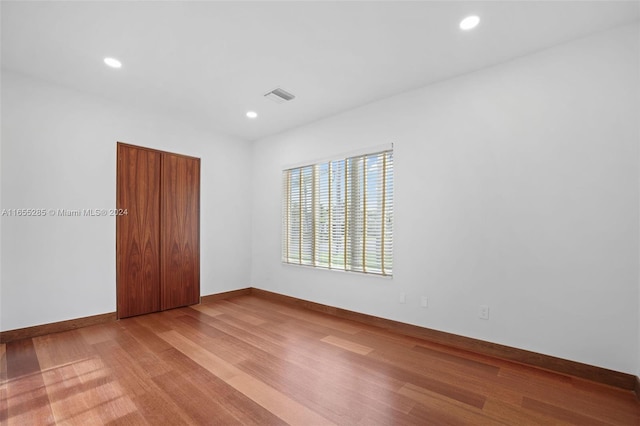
[264,87,296,104]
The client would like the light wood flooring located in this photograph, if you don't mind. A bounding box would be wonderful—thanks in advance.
[1,295,638,425]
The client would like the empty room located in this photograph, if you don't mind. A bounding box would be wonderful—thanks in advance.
[1,1,639,424]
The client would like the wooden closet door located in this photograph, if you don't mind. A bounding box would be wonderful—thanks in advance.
[161,153,200,310]
[117,144,161,318]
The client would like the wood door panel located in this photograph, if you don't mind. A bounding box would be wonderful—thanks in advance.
[117,144,161,318]
[161,153,200,310]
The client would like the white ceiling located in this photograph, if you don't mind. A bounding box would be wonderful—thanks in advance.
[2,1,639,141]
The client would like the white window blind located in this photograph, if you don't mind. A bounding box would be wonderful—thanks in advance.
[282,149,393,276]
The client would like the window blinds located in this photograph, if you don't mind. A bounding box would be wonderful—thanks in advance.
[282,150,393,276]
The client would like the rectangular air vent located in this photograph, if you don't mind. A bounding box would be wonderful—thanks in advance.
[264,87,296,103]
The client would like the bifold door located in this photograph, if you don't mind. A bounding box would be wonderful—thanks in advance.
[161,152,200,310]
[117,143,200,318]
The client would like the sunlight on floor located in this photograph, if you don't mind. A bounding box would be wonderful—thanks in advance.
[5,356,137,425]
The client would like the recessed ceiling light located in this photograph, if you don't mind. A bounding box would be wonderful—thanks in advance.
[246,111,258,119]
[459,15,480,31]
[104,57,122,68]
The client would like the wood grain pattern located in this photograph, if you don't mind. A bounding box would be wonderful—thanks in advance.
[0,312,116,344]
[161,153,200,311]
[200,288,251,304]
[2,295,637,425]
[117,143,162,318]
[0,343,6,423]
[320,335,373,355]
[5,339,55,424]
[2,286,637,396]
[250,287,638,391]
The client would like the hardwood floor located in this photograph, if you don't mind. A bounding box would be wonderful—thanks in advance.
[1,295,638,425]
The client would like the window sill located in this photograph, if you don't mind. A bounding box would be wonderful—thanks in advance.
[281,261,393,279]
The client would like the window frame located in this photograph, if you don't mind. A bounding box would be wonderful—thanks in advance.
[281,148,394,276]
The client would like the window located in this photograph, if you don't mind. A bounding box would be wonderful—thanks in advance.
[282,149,393,276]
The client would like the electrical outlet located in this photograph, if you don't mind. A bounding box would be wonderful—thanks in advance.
[399,292,406,304]
[421,296,428,308]
[479,305,490,320]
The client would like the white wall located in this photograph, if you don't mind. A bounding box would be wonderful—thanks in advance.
[0,67,3,334]
[0,71,252,331]
[251,24,640,374]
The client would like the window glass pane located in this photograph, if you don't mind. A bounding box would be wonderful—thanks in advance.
[384,152,394,274]
[288,168,300,263]
[301,166,314,265]
[365,154,383,274]
[282,171,289,262]
[346,156,365,272]
[316,163,330,268]
[330,160,346,269]
[282,149,393,276]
